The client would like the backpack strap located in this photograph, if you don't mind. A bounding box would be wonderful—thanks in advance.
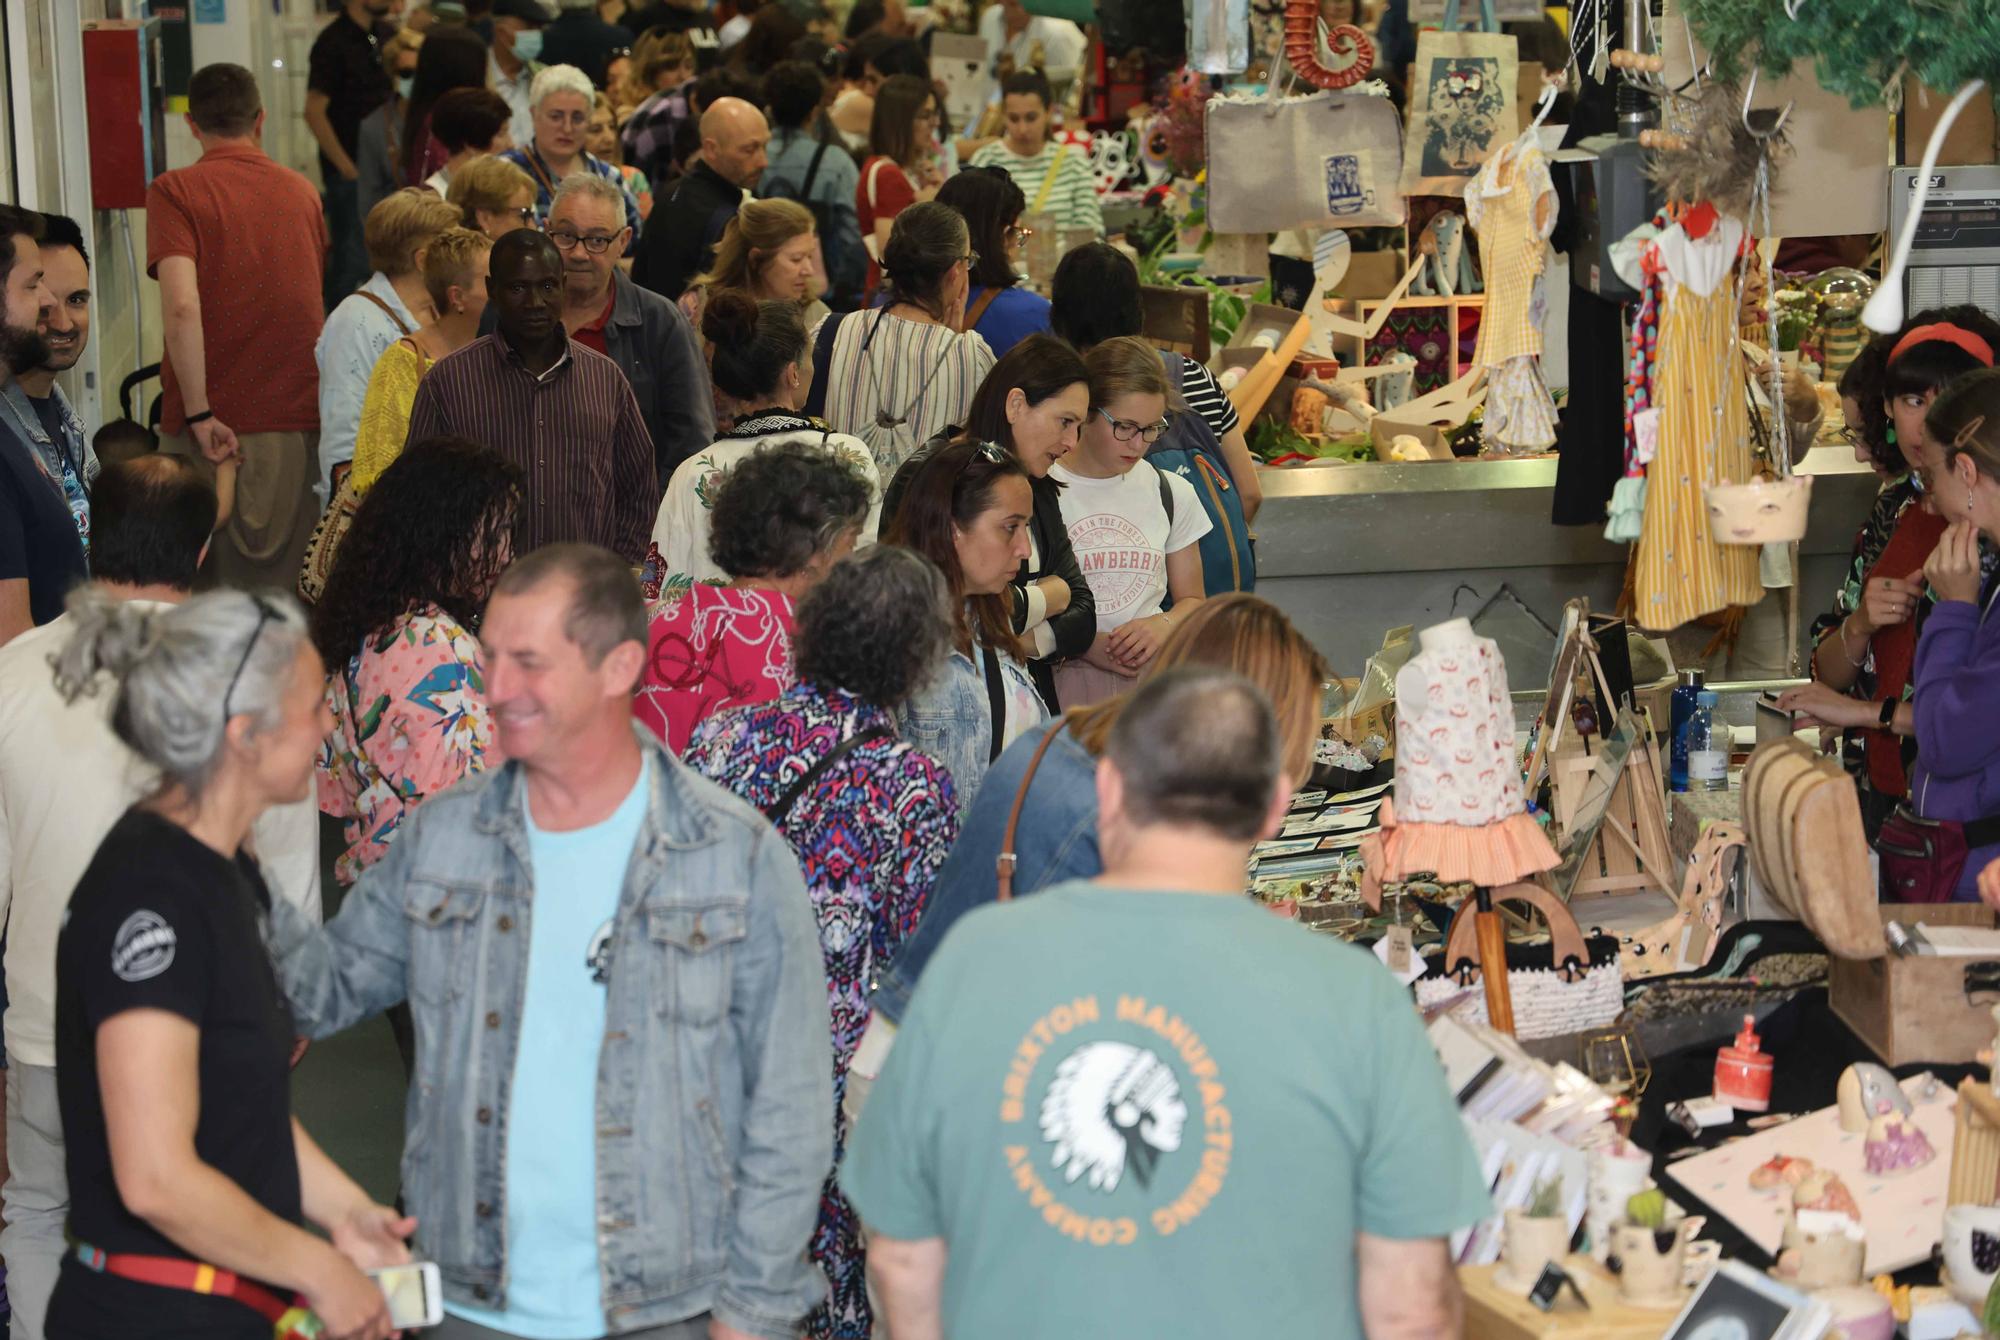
[762,724,894,824]
[1154,461,1174,524]
[994,716,1072,902]
[801,139,831,198]
[982,644,1006,764]
[804,311,845,419]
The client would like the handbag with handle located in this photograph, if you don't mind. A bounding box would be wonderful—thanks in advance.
[1413,883,1624,1040]
[1741,737,1886,956]
[1204,89,1405,234]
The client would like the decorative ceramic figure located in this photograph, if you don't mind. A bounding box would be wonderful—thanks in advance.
[1790,1169,1862,1221]
[1816,1286,1895,1340]
[1774,1209,1866,1291]
[1611,1221,1694,1310]
[1838,1062,1913,1134]
[1863,1111,1936,1176]
[1748,1154,1814,1193]
[1942,1203,2000,1308]
[1713,1014,1774,1112]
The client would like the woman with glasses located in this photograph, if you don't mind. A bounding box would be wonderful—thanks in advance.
[45,590,410,1340]
[857,74,944,295]
[935,167,1051,359]
[813,201,995,475]
[585,91,653,220]
[446,154,539,242]
[884,439,1048,816]
[1779,309,2000,835]
[967,69,1103,240]
[497,64,643,249]
[677,198,829,339]
[1049,336,1209,707]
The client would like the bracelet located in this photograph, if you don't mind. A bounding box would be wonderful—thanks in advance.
[184,409,214,427]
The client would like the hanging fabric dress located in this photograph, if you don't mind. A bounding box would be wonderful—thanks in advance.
[1464,136,1559,456]
[1631,207,1764,632]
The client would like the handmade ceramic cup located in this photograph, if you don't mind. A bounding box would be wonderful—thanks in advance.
[1612,1221,1693,1309]
[1942,1203,2000,1307]
[1497,1208,1571,1291]
[1585,1147,1652,1263]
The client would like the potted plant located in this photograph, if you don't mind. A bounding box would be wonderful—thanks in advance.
[1497,1175,1570,1289]
[1612,1188,1690,1309]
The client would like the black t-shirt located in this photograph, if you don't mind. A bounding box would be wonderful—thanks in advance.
[630,6,723,68]
[0,423,85,626]
[307,11,395,176]
[47,809,301,1339]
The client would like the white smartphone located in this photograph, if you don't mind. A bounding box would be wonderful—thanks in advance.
[368,1261,444,1329]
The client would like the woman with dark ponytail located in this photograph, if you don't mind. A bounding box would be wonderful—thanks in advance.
[645,290,881,594]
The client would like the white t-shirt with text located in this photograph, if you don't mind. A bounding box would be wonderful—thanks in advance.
[1048,461,1211,633]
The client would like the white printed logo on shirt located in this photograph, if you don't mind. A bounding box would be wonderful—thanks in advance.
[111,910,177,983]
[1069,511,1160,623]
[1041,1041,1187,1193]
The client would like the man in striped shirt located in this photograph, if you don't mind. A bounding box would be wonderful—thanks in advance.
[968,70,1103,239]
[406,230,657,563]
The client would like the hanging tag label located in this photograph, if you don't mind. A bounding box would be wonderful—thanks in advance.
[1633,407,1661,465]
[1384,925,1414,974]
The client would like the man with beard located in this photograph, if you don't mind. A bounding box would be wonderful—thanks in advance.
[406,229,655,560]
[0,206,78,646]
[0,214,93,554]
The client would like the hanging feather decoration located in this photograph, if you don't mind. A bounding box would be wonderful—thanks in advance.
[1643,79,1790,218]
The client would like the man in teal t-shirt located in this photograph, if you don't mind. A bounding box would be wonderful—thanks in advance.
[841,668,1492,1339]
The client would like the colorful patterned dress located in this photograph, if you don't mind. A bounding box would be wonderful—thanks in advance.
[633,584,798,753]
[316,605,494,886]
[685,681,958,1340]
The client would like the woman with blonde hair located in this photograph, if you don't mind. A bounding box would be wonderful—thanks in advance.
[351,227,496,493]
[446,154,538,241]
[678,197,827,331]
[850,593,1327,1095]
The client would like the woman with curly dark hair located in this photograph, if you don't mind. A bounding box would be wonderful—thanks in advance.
[683,544,957,1340]
[312,436,523,886]
[636,439,873,752]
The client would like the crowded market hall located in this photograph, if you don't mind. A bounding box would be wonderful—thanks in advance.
[8,0,2000,1337]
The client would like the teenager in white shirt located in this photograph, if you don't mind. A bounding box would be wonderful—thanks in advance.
[1050,335,1209,706]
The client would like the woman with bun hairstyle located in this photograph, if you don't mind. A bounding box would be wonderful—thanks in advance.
[884,439,1048,816]
[678,197,829,334]
[1780,310,2000,823]
[934,166,1051,358]
[881,334,1092,710]
[646,291,880,593]
[811,201,994,475]
[44,589,410,1340]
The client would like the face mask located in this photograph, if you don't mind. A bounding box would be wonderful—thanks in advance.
[511,29,544,62]
[397,75,415,100]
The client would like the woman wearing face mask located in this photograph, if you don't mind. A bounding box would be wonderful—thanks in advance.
[1779,316,1999,817]
[881,336,1094,710]
[1049,336,1209,707]
[355,28,426,222]
[647,291,880,590]
[967,69,1103,239]
[934,167,1051,358]
[1908,370,2000,905]
[677,198,829,335]
[498,64,642,244]
[885,439,1048,815]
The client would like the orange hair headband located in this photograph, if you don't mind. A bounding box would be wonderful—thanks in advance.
[1888,323,1996,369]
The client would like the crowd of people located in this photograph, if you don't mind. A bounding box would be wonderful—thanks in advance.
[0,5,1488,1339]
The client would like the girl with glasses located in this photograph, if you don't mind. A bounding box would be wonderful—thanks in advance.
[1049,336,1209,707]
[934,167,1051,359]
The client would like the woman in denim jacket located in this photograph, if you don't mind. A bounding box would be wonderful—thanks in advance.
[883,439,1047,817]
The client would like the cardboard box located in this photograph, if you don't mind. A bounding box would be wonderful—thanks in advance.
[1830,904,2000,1066]
[1902,79,1999,166]
[1335,252,1404,301]
[1369,413,1453,460]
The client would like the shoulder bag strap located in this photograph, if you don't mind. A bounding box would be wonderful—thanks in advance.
[762,724,894,824]
[801,139,831,198]
[983,644,1006,763]
[995,716,1073,902]
[351,288,413,337]
[964,286,1002,330]
[804,311,845,419]
[1031,142,1067,215]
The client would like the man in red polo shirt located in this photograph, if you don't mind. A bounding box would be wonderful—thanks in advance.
[149,63,327,589]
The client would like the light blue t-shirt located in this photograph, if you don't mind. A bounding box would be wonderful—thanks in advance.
[446,760,651,1339]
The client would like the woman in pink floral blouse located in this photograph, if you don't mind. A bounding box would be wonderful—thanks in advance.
[310,436,524,885]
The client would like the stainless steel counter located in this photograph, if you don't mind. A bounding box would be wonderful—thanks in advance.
[1249,446,1880,676]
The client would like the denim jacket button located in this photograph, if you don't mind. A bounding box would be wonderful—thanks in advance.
[428,904,444,922]
[497,915,514,932]
[476,1201,493,1218]
[690,930,707,947]
[472,1285,490,1301]
[477,1106,493,1125]
[485,1011,501,1029]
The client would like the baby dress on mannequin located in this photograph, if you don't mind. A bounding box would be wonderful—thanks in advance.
[1364,618,1558,887]
[1631,206,1764,631]
[1465,137,1559,456]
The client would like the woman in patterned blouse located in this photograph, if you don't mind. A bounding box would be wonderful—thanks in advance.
[685,545,959,1340]
[310,436,523,886]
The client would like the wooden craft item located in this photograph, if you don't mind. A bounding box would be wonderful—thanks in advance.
[1283,0,1375,88]
[1444,880,1592,985]
[1474,890,1517,1034]
[1948,1077,2000,1207]
[1831,905,2000,1066]
[1618,822,1743,979]
[1740,737,1885,960]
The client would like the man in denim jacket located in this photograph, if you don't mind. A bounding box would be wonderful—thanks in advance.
[267,544,834,1340]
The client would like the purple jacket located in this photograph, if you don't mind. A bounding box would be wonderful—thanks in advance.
[1911,593,2000,899]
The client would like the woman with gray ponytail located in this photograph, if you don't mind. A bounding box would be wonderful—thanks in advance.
[44,588,409,1340]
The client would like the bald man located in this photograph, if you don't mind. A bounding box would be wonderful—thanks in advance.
[632,96,771,300]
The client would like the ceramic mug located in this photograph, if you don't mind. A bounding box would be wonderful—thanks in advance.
[1941,1203,2000,1307]
[1497,1209,1571,1291]
[1612,1220,1692,1310]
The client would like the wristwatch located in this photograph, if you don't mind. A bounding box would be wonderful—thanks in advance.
[1879,699,1897,730]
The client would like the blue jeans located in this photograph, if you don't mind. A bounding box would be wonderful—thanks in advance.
[322,178,369,312]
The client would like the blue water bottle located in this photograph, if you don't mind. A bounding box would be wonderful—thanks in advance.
[1668,669,1705,793]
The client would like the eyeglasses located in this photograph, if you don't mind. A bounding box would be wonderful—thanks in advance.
[539,109,591,129]
[508,206,536,224]
[1830,424,1860,448]
[548,228,622,254]
[960,249,981,269]
[1005,222,1034,245]
[223,596,281,720]
[960,440,1008,473]
[1095,406,1173,444]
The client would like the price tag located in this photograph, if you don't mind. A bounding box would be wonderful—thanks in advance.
[1384,925,1414,974]
[1633,407,1661,465]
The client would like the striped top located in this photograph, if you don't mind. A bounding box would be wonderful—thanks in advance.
[814,310,995,477]
[968,140,1104,238]
[1175,356,1241,437]
[405,333,658,562]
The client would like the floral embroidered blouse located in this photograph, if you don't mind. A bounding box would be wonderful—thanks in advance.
[316,604,494,887]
